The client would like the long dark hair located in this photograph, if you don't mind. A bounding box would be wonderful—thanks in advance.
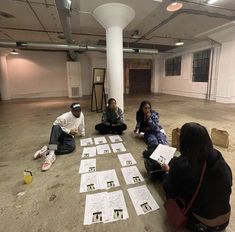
[136,101,152,121]
[180,122,213,168]
[138,101,151,112]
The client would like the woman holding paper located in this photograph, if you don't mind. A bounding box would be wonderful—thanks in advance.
[162,122,232,232]
[134,100,168,147]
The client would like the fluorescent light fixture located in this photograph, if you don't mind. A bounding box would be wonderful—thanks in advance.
[65,0,72,10]
[10,49,19,55]
[167,2,183,12]
[175,40,184,46]
[207,0,218,4]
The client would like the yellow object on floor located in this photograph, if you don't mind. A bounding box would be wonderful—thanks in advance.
[23,170,33,184]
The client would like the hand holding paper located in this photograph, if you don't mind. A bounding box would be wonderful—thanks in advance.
[150,144,176,165]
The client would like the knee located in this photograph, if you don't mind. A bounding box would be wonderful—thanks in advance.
[52,124,62,132]
[70,144,76,152]
[67,143,76,153]
[147,136,158,146]
[95,123,102,131]
[122,124,127,130]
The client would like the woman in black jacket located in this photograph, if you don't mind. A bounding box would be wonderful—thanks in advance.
[162,122,232,232]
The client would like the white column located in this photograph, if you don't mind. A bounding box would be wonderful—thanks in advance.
[0,55,11,100]
[106,26,124,108]
[93,3,135,110]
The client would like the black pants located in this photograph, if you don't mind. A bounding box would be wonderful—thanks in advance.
[186,215,229,232]
[49,125,75,155]
[95,123,127,135]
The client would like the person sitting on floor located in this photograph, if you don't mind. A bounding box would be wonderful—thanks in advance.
[33,103,85,171]
[162,122,232,232]
[134,100,168,147]
[95,98,127,135]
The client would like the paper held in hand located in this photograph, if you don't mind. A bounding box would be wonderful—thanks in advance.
[150,144,176,165]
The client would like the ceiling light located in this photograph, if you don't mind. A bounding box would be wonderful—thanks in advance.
[207,0,218,4]
[166,2,183,12]
[10,49,19,55]
[175,40,184,46]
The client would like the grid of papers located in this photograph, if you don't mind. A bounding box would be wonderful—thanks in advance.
[79,135,160,225]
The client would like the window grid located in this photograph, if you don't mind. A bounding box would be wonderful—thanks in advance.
[165,56,182,76]
[192,49,211,82]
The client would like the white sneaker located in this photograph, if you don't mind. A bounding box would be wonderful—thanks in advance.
[33,145,48,160]
[41,153,56,171]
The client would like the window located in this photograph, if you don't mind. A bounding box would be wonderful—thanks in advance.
[165,56,181,76]
[192,49,211,82]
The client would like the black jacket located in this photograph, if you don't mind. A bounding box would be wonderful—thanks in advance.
[163,149,232,219]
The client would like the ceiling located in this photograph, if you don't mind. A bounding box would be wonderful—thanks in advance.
[0,0,235,53]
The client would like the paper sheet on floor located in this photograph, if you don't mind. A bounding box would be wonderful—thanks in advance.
[79,159,96,174]
[104,190,129,223]
[84,191,107,225]
[118,153,137,166]
[84,190,129,225]
[150,144,176,165]
[80,172,100,193]
[108,135,123,143]
[80,170,120,193]
[82,146,97,158]
[111,142,126,153]
[99,169,120,190]
[127,185,160,215]
[96,144,111,155]
[121,166,144,185]
[94,136,107,145]
[80,138,93,146]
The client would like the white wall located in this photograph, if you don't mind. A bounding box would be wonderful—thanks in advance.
[6,50,68,99]
[152,41,220,100]
[216,40,235,103]
[76,54,92,95]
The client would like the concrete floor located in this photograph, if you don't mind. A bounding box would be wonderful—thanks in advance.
[0,94,234,232]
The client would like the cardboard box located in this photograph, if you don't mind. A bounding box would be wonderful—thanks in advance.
[211,128,229,148]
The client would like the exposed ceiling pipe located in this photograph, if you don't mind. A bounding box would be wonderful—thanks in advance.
[55,0,74,44]
[0,41,159,54]
[55,0,77,59]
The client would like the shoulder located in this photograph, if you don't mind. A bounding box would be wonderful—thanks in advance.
[58,111,71,118]
[103,107,108,113]
[151,110,158,115]
[117,107,123,113]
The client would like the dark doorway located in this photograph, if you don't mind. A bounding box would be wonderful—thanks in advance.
[129,69,151,94]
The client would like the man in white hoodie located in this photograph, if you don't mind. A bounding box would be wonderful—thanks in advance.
[33,103,85,171]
